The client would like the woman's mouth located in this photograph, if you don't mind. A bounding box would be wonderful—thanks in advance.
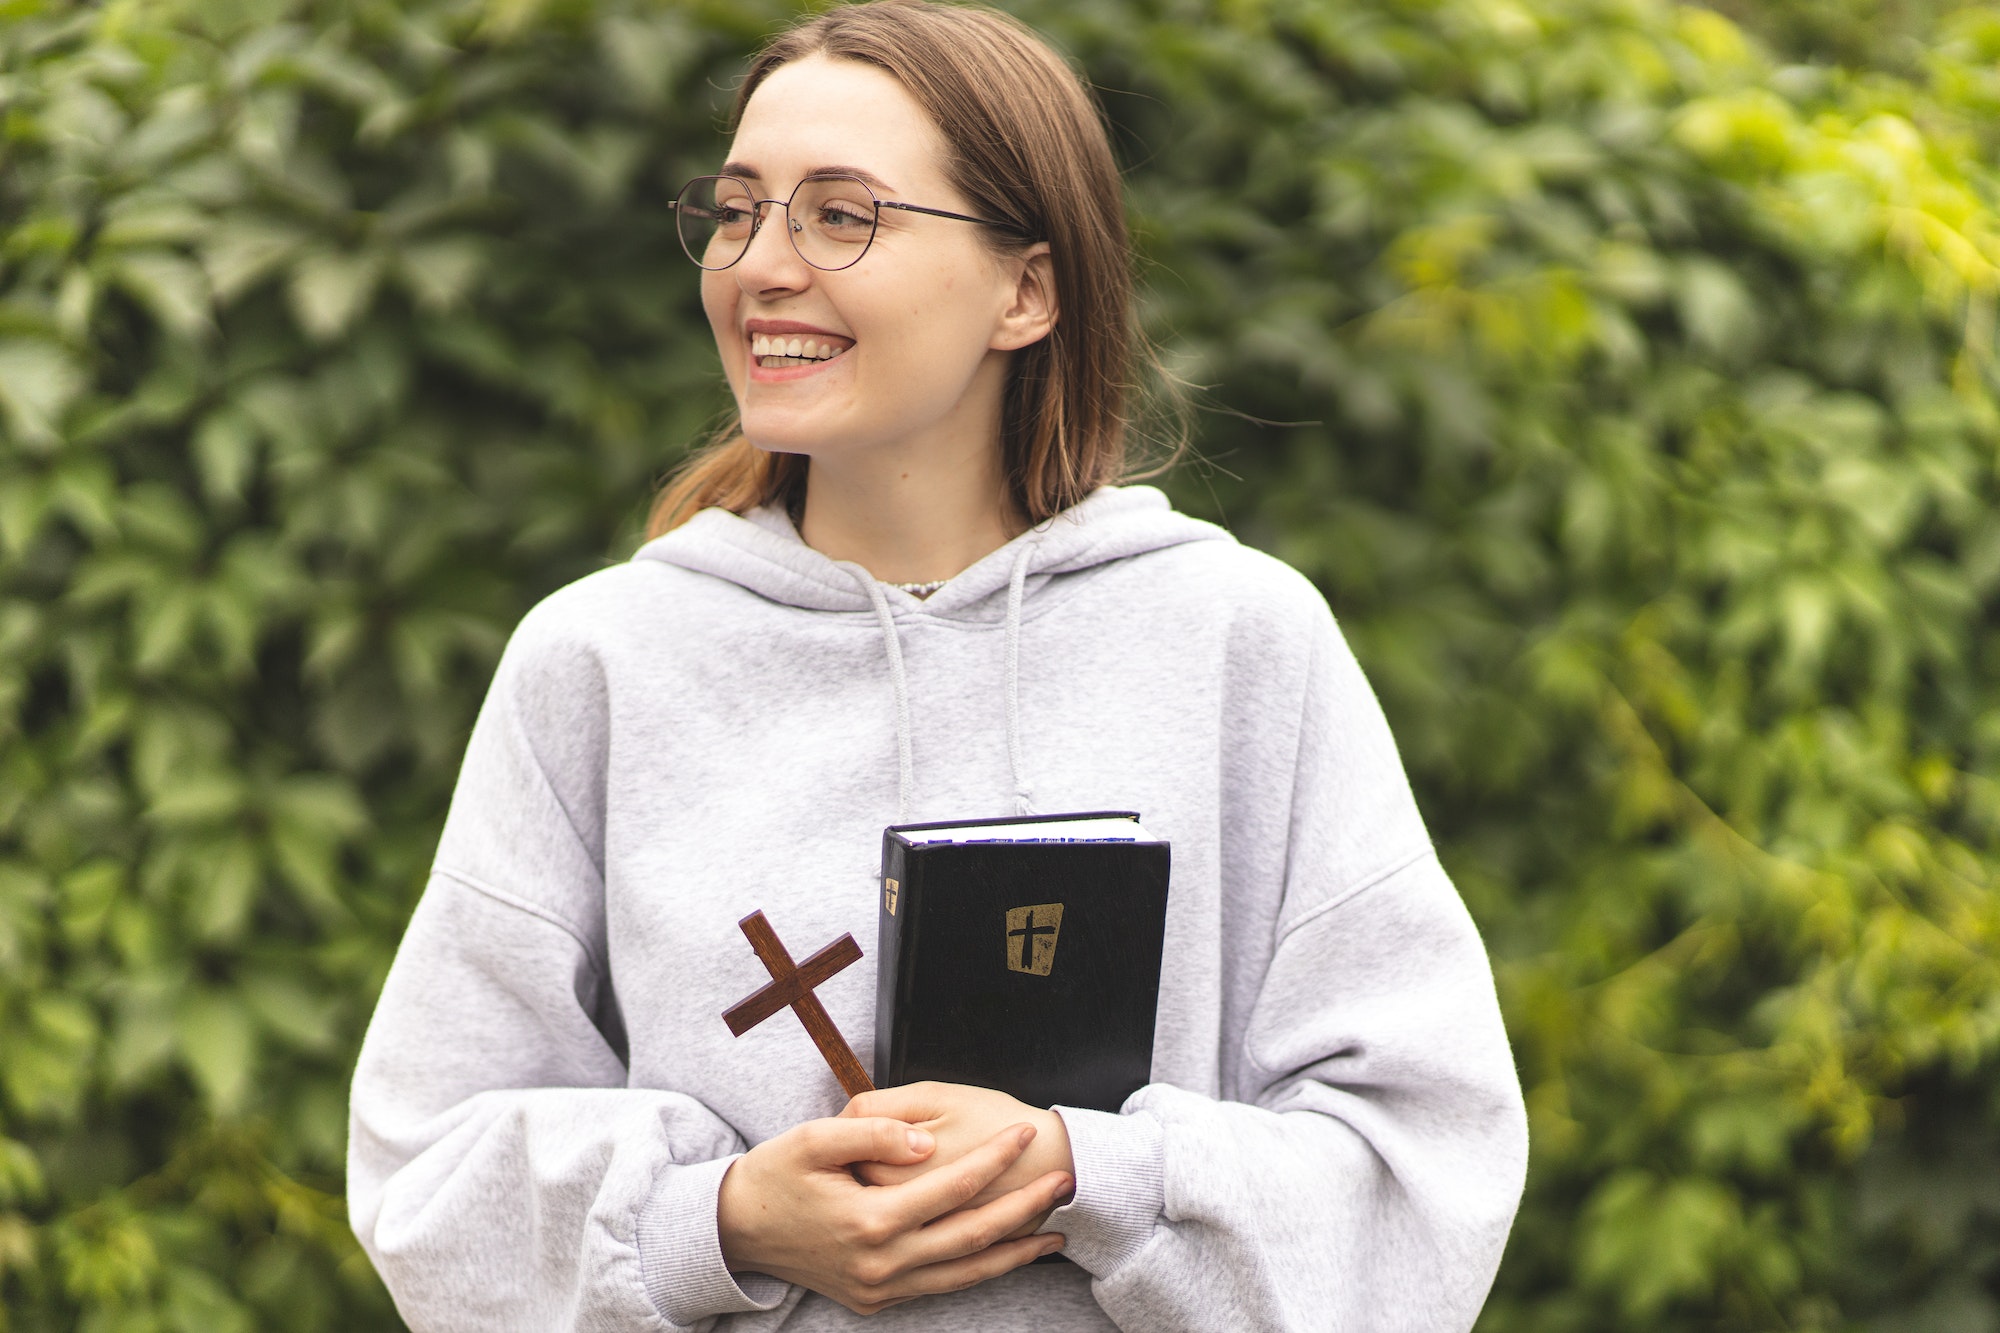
[751,332,854,369]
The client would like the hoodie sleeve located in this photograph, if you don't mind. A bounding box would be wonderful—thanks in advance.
[346,607,790,1331]
[1040,602,1529,1332]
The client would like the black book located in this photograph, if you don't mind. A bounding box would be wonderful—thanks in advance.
[875,811,1171,1112]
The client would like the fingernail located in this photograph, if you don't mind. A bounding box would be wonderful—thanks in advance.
[1041,1235,1065,1255]
[1055,1173,1074,1200]
[908,1129,934,1154]
[1016,1123,1037,1148]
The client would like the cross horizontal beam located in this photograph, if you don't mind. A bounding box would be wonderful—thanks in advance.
[724,931,864,1035]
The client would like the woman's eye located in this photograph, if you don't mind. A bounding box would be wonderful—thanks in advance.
[817,203,873,230]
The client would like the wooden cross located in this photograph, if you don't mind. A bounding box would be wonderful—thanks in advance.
[722,910,875,1097]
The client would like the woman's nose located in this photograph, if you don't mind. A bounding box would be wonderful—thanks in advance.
[734,203,812,296]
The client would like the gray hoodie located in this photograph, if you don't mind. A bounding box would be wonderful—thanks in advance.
[347,485,1528,1332]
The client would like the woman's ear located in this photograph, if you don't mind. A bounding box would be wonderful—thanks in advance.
[991,243,1058,351]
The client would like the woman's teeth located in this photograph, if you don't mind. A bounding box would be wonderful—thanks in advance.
[751,333,849,367]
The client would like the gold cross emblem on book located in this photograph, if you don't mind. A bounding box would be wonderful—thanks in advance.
[1005,903,1064,976]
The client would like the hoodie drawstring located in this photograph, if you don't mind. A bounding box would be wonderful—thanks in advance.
[1004,542,1037,817]
[842,539,1040,825]
[848,569,916,825]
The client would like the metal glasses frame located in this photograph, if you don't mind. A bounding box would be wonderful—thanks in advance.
[669,173,1028,272]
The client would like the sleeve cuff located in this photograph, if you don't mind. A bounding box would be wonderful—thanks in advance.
[1041,1104,1165,1278]
[636,1155,789,1327]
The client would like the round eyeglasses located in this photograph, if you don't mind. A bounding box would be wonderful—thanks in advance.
[669,174,1027,272]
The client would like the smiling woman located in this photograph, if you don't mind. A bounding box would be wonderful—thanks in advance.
[685,51,1066,581]
[345,2,1528,1330]
[645,1,1141,565]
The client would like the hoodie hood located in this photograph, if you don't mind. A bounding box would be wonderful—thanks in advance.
[632,484,1228,618]
[633,485,1231,821]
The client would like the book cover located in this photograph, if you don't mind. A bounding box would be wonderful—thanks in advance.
[875,811,1171,1112]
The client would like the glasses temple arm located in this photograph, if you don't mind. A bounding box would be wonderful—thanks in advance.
[875,201,1033,236]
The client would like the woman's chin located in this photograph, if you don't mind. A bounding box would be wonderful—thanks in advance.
[740,411,865,459]
[743,426,822,458]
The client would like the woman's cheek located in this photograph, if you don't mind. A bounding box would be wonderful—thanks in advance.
[701,282,741,391]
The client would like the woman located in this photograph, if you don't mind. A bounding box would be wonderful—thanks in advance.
[346,2,1529,1328]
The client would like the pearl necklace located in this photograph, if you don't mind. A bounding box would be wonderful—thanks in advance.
[889,579,946,600]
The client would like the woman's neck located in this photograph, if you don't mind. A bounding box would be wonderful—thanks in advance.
[797,435,1024,586]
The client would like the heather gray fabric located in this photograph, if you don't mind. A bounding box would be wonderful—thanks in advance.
[347,485,1529,1332]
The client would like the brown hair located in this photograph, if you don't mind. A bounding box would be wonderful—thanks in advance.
[645,0,1167,537]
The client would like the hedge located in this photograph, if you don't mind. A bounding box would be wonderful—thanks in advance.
[0,0,1995,1328]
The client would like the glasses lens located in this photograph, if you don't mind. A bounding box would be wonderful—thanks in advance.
[790,177,879,270]
[677,177,758,269]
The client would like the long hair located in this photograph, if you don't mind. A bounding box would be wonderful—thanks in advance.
[646,0,1166,537]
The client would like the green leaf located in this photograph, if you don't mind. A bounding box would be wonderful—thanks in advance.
[192,408,259,504]
[175,992,256,1115]
[1580,1172,1743,1317]
[0,339,85,449]
[131,582,203,676]
[265,774,367,840]
[1675,258,1759,363]
[186,839,259,942]
[164,1265,252,1333]
[0,995,99,1119]
[201,217,309,305]
[241,974,339,1053]
[115,86,217,172]
[49,460,119,542]
[145,773,245,826]
[0,1138,47,1207]
[395,237,484,312]
[57,1211,156,1305]
[0,474,50,558]
[112,251,215,340]
[97,199,210,250]
[287,249,384,342]
[596,13,695,108]
[106,982,179,1089]
[55,268,94,341]
[57,860,122,947]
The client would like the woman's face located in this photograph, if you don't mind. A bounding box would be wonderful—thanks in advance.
[701,55,1046,462]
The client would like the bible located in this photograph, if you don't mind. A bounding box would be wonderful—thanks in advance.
[874,811,1170,1112]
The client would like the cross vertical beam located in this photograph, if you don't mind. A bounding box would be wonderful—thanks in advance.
[722,910,874,1097]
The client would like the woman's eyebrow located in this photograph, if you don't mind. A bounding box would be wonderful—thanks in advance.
[802,165,894,192]
[716,161,895,193]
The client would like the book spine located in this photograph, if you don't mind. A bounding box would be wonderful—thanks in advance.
[875,836,911,1088]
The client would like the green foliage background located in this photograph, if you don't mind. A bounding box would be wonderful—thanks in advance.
[0,0,1995,1327]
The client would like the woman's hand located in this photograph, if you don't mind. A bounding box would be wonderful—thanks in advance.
[716,1114,1070,1315]
[844,1083,1075,1226]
